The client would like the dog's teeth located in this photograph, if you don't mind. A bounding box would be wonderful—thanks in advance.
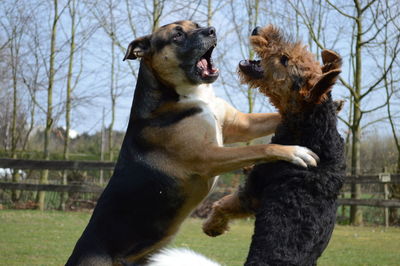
[210,67,218,73]
[201,69,210,77]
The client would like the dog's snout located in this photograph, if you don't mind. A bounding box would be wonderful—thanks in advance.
[201,27,216,37]
[252,26,261,36]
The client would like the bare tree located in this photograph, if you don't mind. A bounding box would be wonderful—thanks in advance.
[37,0,60,211]
[386,67,400,224]
[88,0,139,162]
[289,0,400,225]
[60,0,78,211]
[225,0,261,115]
[382,0,400,224]
[21,15,47,152]
[151,0,165,32]
[0,0,31,201]
[88,0,138,77]
[89,0,170,161]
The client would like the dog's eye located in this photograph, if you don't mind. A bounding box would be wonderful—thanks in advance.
[280,55,289,67]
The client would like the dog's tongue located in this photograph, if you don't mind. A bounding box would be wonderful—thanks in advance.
[197,58,208,69]
[197,58,209,77]
[197,58,218,77]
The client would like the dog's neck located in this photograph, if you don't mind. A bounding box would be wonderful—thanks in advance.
[273,98,344,163]
[130,61,215,120]
[130,60,179,121]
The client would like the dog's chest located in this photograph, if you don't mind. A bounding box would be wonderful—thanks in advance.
[178,84,224,146]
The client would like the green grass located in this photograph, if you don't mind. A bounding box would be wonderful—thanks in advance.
[0,210,399,265]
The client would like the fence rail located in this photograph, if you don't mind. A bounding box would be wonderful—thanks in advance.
[345,175,400,183]
[0,158,115,170]
[337,198,400,208]
[0,182,103,193]
[1,158,400,210]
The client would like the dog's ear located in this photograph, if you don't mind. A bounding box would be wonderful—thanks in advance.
[309,50,342,103]
[123,34,151,61]
[307,69,341,104]
[321,50,342,73]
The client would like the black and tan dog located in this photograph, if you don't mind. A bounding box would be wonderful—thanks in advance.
[66,21,318,265]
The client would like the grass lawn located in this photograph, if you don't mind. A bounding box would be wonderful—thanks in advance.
[0,210,399,265]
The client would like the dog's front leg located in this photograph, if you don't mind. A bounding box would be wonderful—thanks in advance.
[194,143,318,177]
[219,99,281,143]
[223,112,281,143]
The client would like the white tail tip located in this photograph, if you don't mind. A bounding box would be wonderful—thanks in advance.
[147,248,221,266]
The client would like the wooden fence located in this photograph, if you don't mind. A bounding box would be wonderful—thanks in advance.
[1,158,400,209]
[0,158,115,170]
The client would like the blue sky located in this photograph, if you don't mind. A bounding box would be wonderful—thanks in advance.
[1,0,398,139]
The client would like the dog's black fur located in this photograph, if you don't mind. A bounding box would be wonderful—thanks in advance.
[66,61,189,266]
[241,96,345,266]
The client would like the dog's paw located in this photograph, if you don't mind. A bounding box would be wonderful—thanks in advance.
[202,215,229,237]
[289,146,319,168]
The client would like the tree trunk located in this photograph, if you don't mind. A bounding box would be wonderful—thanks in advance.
[37,0,58,211]
[108,30,116,162]
[350,4,363,225]
[383,20,400,225]
[245,0,259,146]
[60,0,76,211]
[389,158,400,225]
[246,0,259,115]
[350,116,362,225]
[10,34,20,202]
[207,0,212,27]
[152,0,163,32]
[100,108,106,185]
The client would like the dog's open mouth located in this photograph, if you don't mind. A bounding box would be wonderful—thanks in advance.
[196,44,219,79]
[239,59,264,79]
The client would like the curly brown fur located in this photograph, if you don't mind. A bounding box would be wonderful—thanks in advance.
[238,25,341,112]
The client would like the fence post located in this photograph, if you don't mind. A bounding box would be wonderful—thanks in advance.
[384,183,389,227]
[100,107,105,185]
[380,168,391,227]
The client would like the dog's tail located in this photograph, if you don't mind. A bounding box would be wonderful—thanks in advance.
[147,248,221,266]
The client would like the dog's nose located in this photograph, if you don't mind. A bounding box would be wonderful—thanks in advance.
[201,27,216,37]
[252,26,261,36]
[208,27,216,36]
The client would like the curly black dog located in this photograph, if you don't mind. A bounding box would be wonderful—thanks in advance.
[203,25,346,266]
